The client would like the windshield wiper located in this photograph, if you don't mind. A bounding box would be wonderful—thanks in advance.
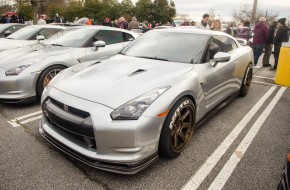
[6,37,13,39]
[118,52,127,55]
[51,43,63,47]
[135,56,169,61]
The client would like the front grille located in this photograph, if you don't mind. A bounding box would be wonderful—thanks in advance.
[43,97,96,149]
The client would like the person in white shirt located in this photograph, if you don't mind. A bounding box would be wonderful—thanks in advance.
[37,15,46,25]
[196,14,210,30]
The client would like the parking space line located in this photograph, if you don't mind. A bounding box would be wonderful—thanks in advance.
[208,87,286,190]
[252,81,277,86]
[253,75,274,80]
[7,110,42,128]
[182,85,277,190]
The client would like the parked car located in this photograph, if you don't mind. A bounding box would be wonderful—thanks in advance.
[0,26,139,103]
[0,25,65,52]
[39,28,254,174]
[130,27,151,35]
[0,23,26,38]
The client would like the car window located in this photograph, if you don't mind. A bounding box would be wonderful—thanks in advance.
[6,26,40,40]
[123,32,134,42]
[94,30,123,45]
[8,25,24,33]
[37,28,63,39]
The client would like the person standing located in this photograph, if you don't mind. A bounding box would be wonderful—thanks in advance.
[54,13,61,23]
[236,20,252,44]
[252,17,268,68]
[128,17,139,30]
[102,18,112,27]
[37,15,46,25]
[196,14,210,30]
[211,19,222,31]
[273,18,289,69]
[262,21,278,67]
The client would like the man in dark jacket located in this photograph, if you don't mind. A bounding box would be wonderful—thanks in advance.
[262,21,278,67]
[273,18,289,69]
[252,17,269,68]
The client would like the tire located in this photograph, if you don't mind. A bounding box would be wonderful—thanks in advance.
[239,63,253,97]
[158,97,196,158]
[36,65,66,100]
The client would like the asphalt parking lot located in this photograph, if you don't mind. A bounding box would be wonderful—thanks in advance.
[0,57,290,190]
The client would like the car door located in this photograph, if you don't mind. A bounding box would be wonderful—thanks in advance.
[84,30,134,61]
[198,35,238,109]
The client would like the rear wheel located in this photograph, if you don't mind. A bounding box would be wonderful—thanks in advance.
[159,97,195,158]
[239,63,253,97]
[36,65,66,100]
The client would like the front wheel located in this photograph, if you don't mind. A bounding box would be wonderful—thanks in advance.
[158,97,195,158]
[36,65,66,100]
[239,63,253,97]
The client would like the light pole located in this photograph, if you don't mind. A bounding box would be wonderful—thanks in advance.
[252,0,258,25]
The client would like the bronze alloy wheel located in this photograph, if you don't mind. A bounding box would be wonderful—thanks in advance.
[171,104,194,153]
[36,65,66,100]
[43,68,63,88]
[159,97,195,158]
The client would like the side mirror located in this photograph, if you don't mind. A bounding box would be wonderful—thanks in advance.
[4,30,11,37]
[213,52,231,63]
[93,40,106,51]
[37,35,45,42]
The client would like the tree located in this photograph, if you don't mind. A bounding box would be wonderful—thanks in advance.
[0,5,13,14]
[18,5,33,20]
[135,0,152,22]
[152,0,175,24]
[64,1,84,22]
[120,0,134,21]
[232,4,278,25]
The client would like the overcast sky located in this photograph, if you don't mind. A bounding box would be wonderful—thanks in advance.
[130,0,290,22]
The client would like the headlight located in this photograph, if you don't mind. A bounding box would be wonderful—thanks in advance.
[111,86,171,120]
[5,65,28,76]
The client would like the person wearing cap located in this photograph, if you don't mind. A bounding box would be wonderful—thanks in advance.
[273,18,289,69]
[37,14,46,25]
[54,13,61,23]
[252,17,269,68]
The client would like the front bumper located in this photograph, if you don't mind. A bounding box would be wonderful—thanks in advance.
[39,87,165,174]
[0,68,38,103]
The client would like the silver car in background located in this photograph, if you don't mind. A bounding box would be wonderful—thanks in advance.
[0,26,139,103]
[0,25,65,51]
[40,28,254,174]
[0,23,26,38]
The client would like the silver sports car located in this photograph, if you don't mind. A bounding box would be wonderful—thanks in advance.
[0,25,65,51]
[39,28,254,174]
[0,26,139,103]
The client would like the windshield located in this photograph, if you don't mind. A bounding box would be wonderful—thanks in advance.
[121,31,207,63]
[44,28,96,47]
[6,26,40,40]
[0,24,9,31]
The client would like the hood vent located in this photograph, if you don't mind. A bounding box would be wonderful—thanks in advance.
[128,69,147,77]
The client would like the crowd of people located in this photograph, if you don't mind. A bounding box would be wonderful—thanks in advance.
[195,13,289,70]
[0,14,24,24]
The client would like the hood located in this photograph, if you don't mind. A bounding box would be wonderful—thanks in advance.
[0,39,37,51]
[51,55,193,108]
[0,44,75,69]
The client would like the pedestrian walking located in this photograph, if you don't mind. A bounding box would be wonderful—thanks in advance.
[196,14,210,30]
[273,18,289,69]
[252,17,268,68]
[128,17,139,30]
[262,21,278,67]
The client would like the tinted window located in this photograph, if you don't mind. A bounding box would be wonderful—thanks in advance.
[37,28,63,39]
[123,32,134,42]
[213,35,238,52]
[121,31,207,63]
[94,30,123,45]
